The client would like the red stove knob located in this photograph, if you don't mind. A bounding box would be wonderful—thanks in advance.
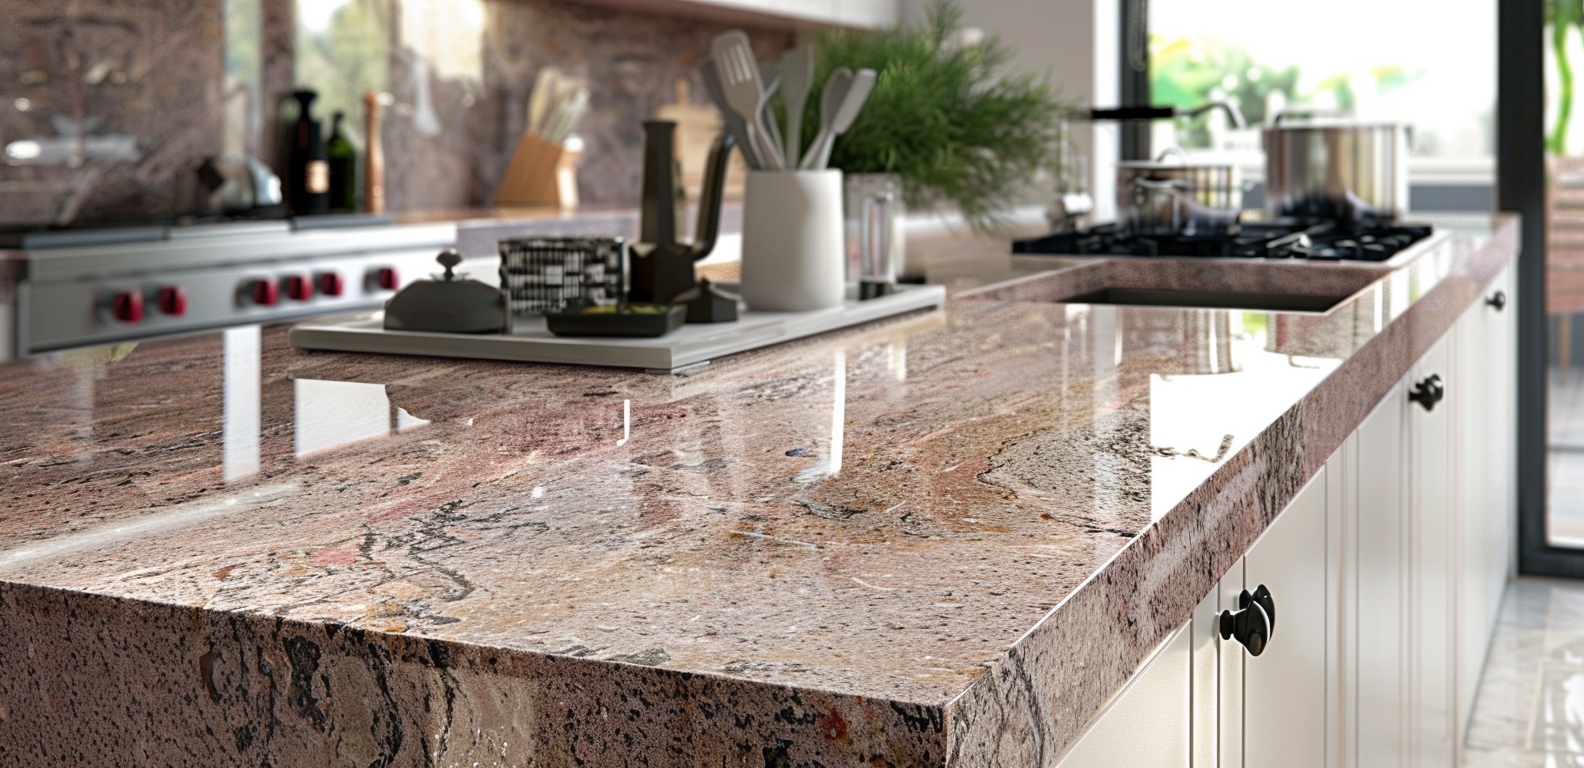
[374,267,399,291]
[157,286,186,316]
[250,278,280,306]
[110,291,144,323]
[318,272,345,297]
[283,274,314,301]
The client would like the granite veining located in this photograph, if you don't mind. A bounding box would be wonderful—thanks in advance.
[0,215,1520,765]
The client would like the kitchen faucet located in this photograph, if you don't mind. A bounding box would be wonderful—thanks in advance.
[1081,100,1248,130]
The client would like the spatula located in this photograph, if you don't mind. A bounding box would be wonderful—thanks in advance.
[710,30,780,170]
[811,68,875,170]
[779,45,814,170]
[699,55,763,169]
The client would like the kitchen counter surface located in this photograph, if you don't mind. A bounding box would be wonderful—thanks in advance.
[0,214,1519,766]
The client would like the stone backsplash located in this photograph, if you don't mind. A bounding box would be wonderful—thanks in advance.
[0,0,790,225]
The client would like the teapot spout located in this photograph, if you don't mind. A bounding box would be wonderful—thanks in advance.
[688,131,736,261]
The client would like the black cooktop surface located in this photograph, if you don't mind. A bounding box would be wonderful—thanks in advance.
[1012,219,1434,262]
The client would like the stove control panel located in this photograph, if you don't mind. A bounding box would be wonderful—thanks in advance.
[21,246,445,355]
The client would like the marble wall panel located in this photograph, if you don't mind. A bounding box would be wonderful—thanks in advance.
[0,0,789,225]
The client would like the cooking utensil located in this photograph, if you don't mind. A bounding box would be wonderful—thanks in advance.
[710,30,780,170]
[1262,115,1410,222]
[800,67,851,170]
[542,88,588,145]
[1115,149,1241,236]
[527,68,557,136]
[700,55,763,169]
[780,45,814,170]
[758,62,785,170]
[803,68,875,170]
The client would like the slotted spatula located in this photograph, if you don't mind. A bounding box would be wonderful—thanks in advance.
[710,30,781,170]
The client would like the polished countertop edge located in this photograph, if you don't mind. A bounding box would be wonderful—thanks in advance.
[0,213,1521,765]
[0,579,954,764]
[941,213,1521,765]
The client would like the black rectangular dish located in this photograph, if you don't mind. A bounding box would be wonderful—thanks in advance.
[543,304,687,338]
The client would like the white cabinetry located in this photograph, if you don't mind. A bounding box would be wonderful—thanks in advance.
[1410,340,1454,768]
[1056,623,1192,767]
[1452,263,1518,756]
[1059,272,1517,768]
[1243,467,1335,768]
[1354,384,1409,767]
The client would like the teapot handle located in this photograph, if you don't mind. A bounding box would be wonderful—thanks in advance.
[689,131,737,262]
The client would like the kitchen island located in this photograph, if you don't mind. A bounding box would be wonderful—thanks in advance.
[0,215,1518,766]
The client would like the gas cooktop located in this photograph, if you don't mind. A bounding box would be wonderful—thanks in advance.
[1012,219,1434,263]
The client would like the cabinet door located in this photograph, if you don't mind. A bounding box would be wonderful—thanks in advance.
[1355,383,1409,767]
[1482,264,1516,612]
[1058,622,1192,768]
[1409,338,1454,768]
[1243,468,1332,768]
[1452,300,1489,743]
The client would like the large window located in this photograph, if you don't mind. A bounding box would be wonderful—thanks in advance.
[1148,0,1496,179]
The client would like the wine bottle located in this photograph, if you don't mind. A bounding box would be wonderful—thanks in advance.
[288,89,330,215]
[326,111,357,212]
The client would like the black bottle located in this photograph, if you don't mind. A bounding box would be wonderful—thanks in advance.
[288,89,330,215]
[326,111,357,212]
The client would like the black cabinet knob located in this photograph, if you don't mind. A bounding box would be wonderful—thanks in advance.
[1409,374,1445,413]
[1220,584,1276,656]
[1486,290,1507,311]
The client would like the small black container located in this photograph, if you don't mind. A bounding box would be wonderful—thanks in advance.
[545,304,686,338]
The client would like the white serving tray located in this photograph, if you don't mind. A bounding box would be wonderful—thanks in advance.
[288,283,946,372]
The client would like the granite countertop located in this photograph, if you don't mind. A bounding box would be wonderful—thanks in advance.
[0,215,1519,766]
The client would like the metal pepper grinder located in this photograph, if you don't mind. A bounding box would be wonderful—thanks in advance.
[628,120,736,321]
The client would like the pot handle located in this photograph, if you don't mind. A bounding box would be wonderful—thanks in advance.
[1154,147,1188,163]
[1271,109,1348,126]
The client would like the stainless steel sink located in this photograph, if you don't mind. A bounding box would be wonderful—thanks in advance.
[963,257,1387,315]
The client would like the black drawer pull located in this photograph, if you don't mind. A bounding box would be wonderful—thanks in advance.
[1220,584,1276,656]
[1409,374,1445,413]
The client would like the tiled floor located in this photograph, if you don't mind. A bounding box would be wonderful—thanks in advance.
[1465,578,1584,766]
[1548,369,1584,546]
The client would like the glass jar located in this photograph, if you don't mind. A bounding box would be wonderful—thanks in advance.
[843,172,906,299]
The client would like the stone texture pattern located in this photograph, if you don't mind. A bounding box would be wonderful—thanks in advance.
[0,215,1520,765]
[0,0,788,225]
[0,0,226,224]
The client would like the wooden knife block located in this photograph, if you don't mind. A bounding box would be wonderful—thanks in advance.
[494,133,580,209]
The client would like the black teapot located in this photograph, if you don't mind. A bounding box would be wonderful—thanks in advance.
[627,121,735,309]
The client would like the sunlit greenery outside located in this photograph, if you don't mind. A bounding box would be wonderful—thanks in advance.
[1149,35,1423,150]
[293,0,392,153]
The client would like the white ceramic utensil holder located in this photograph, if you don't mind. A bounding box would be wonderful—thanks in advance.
[741,169,845,312]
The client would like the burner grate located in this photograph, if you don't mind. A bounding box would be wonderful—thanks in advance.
[1014,220,1433,263]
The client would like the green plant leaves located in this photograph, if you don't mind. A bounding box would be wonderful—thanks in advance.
[808,0,1067,230]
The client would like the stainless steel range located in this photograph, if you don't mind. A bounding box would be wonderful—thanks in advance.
[0,216,455,359]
